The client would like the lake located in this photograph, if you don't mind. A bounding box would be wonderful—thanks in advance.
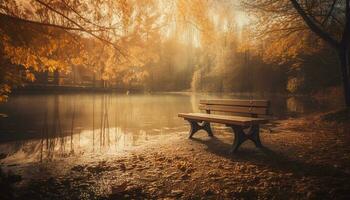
[0,92,343,166]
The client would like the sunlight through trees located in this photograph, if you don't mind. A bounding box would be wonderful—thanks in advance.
[0,0,349,106]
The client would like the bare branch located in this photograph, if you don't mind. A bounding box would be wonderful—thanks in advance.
[60,0,117,31]
[290,0,340,48]
[321,0,338,25]
[33,0,127,58]
[0,12,109,32]
[343,0,350,47]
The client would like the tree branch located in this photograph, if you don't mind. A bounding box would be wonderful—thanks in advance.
[290,0,340,49]
[0,13,108,32]
[33,0,127,58]
[60,0,117,31]
[343,0,350,47]
[321,0,338,25]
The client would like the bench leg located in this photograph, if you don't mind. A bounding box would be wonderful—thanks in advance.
[187,120,213,139]
[248,125,263,148]
[203,122,214,137]
[228,125,263,153]
[188,120,201,138]
[230,127,247,153]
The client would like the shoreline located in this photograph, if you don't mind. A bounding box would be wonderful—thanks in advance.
[10,86,342,98]
[1,111,349,199]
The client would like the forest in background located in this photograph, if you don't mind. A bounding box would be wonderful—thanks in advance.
[0,0,348,101]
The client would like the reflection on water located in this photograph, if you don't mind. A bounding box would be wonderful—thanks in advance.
[0,92,342,165]
[0,128,175,165]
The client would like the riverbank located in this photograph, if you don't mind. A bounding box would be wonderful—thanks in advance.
[1,110,350,199]
[12,85,144,94]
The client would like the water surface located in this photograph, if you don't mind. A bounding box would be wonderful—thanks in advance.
[0,92,342,166]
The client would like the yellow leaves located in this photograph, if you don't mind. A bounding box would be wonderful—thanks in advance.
[118,0,132,31]
[25,71,36,82]
[121,69,149,84]
[241,0,331,68]
[4,45,34,68]
[71,57,85,66]
[101,73,110,81]
[287,76,304,93]
[38,57,58,72]
[0,84,11,103]
[0,84,11,93]
[259,30,322,66]
[1,0,241,95]
[25,54,38,69]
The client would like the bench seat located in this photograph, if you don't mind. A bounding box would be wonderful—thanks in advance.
[178,113,268,126]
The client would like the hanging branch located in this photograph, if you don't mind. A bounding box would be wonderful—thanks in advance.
[321,0,338,25]
[0,13,104,32]
[60,0,118,32]
[33,0,127,58]
[341,0,350,47]
[289,0,340,49]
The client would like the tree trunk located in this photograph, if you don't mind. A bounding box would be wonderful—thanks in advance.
[53,70,60,86]
[338,48,350,107]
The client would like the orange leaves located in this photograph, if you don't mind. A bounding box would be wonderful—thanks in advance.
[2,27,77,73]
[176,0,215,45]
[0,0,240,97]
[0,84,11,94]
[0,84,11,102]
[258,30,325,66]
[240,0,332,67]
[25,71,36,82]
[121,69,149,84]
[118,0,132,31]
[287,76,304,93]
[4,44,38,70]
[71,57,84,66]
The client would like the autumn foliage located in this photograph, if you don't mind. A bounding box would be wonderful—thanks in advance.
[0,0,349,105]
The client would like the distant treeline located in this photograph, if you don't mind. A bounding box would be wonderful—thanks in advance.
[0,0,345,101]
[143,38,341,95]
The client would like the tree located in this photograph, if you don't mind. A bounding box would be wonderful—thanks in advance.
[0,0,163,100]
[290,0,350,107]
[243,0,350,107]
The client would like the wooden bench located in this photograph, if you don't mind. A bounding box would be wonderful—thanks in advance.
[178,99,270,153]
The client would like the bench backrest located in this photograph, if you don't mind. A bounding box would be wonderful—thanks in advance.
[199,99,270,117]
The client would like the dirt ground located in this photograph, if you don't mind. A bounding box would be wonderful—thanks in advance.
[2,111,350,200]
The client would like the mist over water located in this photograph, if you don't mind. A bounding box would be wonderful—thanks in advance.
[0,93,342,166]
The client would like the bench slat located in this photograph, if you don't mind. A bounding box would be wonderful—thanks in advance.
[178,113,268,126]
[200,99,269,107]
[199,104,268,115]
